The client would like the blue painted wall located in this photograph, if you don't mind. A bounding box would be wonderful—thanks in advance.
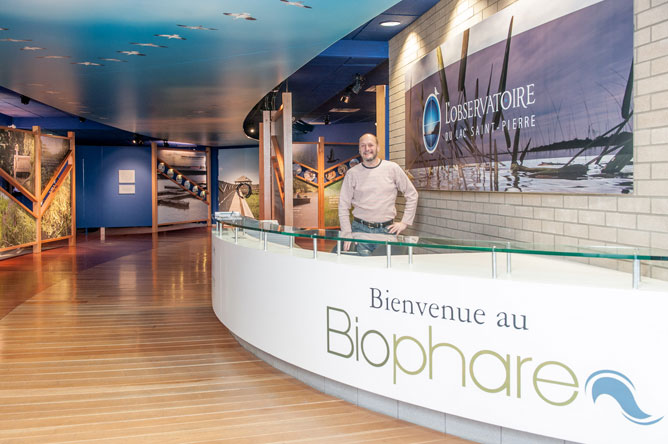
[76,146,152,228]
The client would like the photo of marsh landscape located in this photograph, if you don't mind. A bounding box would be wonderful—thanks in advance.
[405,0,633,194]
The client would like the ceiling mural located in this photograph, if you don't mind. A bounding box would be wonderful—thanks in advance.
[0,0,399,146]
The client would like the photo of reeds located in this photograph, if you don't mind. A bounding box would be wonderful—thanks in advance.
[0,192,36,248]
[405,0,633,194]
[0,128,35,195]
[41,172,72,240]
[40,136,70,194]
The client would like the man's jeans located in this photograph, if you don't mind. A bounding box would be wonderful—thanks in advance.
[351,219,389,256]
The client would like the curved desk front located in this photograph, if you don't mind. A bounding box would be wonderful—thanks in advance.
[212,221,668,444]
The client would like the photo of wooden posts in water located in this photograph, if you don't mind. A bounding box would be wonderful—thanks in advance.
[405,0,633,194]
[157,149,209,224]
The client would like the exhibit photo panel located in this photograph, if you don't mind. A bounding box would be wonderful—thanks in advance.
[218,147,260,219]
[0,126,75,257]
[156,148,209,226]
[405,0,633,194]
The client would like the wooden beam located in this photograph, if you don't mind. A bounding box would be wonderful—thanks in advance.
[259,112,272,221]
[40,164,73,215]
[151,142,158,233]
[33,126,42,254]
[0,185,35,217]
[317,137,325,230]
[206,147,211,227]
[69,132,76,246]
[375,84,387,160]
[282,92,293,226]
[0,168,37,202]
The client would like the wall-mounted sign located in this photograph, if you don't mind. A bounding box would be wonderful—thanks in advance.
[118,169,135,184]
[118,184,135,195]
[405,0,633,194]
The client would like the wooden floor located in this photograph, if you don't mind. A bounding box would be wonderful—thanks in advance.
[0,229,473,443]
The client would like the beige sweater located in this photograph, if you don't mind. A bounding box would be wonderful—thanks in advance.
[338,160,418,234]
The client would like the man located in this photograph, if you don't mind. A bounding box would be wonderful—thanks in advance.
[338,133,418,255]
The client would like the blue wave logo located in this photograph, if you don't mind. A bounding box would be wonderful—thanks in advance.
[585,370,663,425]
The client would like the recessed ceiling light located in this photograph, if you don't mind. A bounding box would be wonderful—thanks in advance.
[380,21,401,27]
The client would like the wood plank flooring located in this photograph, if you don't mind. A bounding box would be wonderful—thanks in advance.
[0,229,473,443]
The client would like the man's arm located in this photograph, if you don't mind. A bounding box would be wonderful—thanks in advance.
[392,165,418,233]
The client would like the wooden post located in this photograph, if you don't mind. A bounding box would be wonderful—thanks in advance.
[259,122,265,220]
[375,85,387,160]
[206,146,211,227]
[151,142,158,232]
[33,126,42,254]
[262,111,272,221]
[317,137,325,229]
[282,92,293,226]
[68,131,76,246]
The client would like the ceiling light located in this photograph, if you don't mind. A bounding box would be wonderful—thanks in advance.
[351,74,364,95]
[380,21,401,27]
[20,95,30,105]
[340,94,350,104]
[324,114,330,125]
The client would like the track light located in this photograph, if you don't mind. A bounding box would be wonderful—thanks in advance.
[163,139,169,147]
[20,95,30,105]
[132,134,144,145]
[340,93,351,104]
[351,74,364,95]
[79,117,86,123]
[324,114,330,125]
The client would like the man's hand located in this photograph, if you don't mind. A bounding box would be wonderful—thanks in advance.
[343,241,352,251]
[387,221,407,234]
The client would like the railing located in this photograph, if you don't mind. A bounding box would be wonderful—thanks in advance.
[214,213,668,290]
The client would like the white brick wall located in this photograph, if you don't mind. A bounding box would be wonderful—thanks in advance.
[389,0,668,280]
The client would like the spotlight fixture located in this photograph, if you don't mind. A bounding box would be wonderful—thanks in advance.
[163,139,169,147]
[132,134,144,145]
[324,114,330,125]
[351,74,364,95]
[20,95,30,105]
[339,93,351,104]
[380,20,401,27]
[79,117,86,123]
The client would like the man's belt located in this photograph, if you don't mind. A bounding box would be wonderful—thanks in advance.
[353,217,393,229]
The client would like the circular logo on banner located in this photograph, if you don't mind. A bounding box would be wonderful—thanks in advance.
[422,93,441,153]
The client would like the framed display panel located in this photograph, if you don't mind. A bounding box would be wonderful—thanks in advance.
[218,148,260,219]
[155,147,210,227]
[0,126,75,257]
[405,0,633,194]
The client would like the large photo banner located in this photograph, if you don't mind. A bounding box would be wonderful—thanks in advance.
[405,0,633,194]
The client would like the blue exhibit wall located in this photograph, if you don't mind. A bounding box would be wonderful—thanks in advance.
[76,145,152,228]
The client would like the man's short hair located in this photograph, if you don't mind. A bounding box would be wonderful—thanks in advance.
[359,133,378,144]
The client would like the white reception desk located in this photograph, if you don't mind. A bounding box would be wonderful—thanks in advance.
[212,218,668,444]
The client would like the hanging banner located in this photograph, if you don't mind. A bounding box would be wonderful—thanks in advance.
[405,0,633,194]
